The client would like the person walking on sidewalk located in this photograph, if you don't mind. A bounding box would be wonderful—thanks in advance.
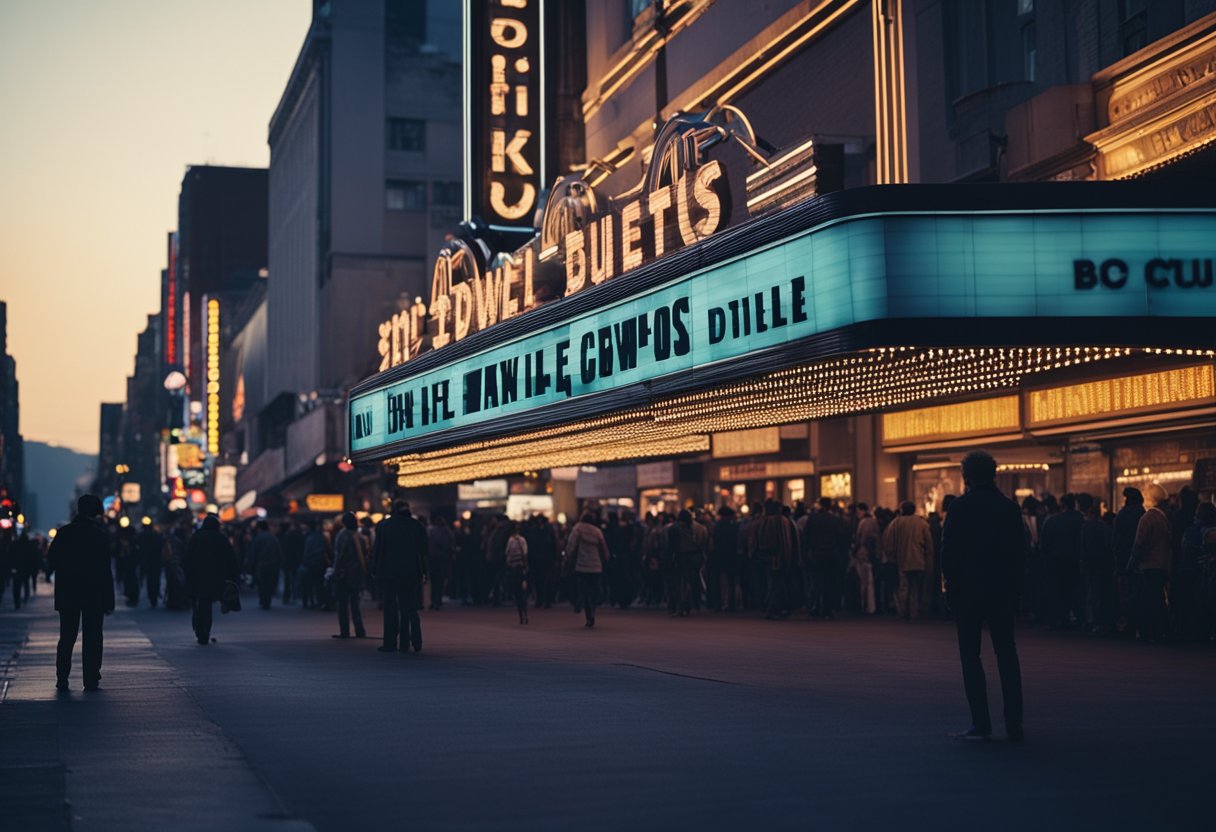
[249,521,283,610]
[504,521,529,624]
[564,512,609,628]
[136,519,165,608]
[47,495,114,692]
[941,451,1026,742]
[883,501,933,621]
[185,514,240,645]
[330,512,368,639]
[373,500,429,653]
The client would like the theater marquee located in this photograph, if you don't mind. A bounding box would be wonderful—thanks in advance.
[350,198,1216,459]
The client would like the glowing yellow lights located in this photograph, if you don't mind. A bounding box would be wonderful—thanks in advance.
[119,516,131,528]
[882,396,1021,446]
[206,299,221,456]
[1028,365,1216,427]
[379,345,1202,486]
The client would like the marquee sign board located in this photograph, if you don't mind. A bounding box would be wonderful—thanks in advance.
[351,196,1216,461]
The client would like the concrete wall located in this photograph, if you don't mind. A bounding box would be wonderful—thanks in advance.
[268,62,321,398]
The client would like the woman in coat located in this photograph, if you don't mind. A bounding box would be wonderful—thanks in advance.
[563,513,609,628]
[504,521,529,624]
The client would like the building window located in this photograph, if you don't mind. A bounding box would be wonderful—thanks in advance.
[387,117,426,152]
[386,180,426,211]
[386,0,426,43]
[1118,0,1148,57]
[1022,21,1036,82]
[431,181,461,206]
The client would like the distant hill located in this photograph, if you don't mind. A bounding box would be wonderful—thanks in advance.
[24,441,95,530]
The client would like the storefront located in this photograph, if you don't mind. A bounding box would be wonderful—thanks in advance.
[884,363,1216,513]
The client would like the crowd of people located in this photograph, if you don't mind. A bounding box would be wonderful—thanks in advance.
[16,461,1215,742]
[6,484,1214,645]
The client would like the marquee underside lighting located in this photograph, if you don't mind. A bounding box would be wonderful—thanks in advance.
[389,345,1213,486]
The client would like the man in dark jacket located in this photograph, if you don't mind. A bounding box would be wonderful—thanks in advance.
[1113,487,1145,638]
[373,500,429,653]
[136,519,166,608]
[185,514,240,645]
[802,499,845,618]
[47,495,114,691]
[426,515,455,610]
[249,520,283,610]
[1040,492,1084,629]
[280,521,305,605]
[941,451,1025,742]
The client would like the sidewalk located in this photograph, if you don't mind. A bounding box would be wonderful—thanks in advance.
[0,591,315,832]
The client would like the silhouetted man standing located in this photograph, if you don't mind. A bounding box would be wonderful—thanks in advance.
[136,519,165,608]
[374,500,429,653]
[185,515,240,645]
[250,520,283,610]
[941,451,1025,742]
[48,495,114,691]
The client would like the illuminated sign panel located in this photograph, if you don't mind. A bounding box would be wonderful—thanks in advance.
[206,298,220,455]
[466,0,544,230]
[164,232,179,366]
[1027,365,1216,428]
[351,208,1216,458]
[305,494,344,513]
[882,396,1021,446]
[712,427,782,458]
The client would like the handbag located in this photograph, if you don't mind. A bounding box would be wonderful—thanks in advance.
[220,579,242,614]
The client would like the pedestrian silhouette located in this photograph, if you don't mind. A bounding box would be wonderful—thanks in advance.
[184,514,240,645]
[940,451,1026,742]
[47,495,114,691]
[331,512,368,639]
[373,500,429,653]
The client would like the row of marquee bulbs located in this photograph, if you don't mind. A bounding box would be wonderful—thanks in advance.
[388,345,1213,487]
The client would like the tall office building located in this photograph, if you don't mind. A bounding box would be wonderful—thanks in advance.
[0,302,23,506]
[244,0,461,507]
[177,166,269,400]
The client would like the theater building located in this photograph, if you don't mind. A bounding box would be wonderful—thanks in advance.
[348,1,1216,518]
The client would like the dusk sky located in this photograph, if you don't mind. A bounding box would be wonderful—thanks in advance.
[0,0,310,454]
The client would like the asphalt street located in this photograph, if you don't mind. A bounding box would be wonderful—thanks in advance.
[3,585,1213,831]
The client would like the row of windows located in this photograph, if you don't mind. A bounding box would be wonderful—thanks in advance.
[386,180,461,212]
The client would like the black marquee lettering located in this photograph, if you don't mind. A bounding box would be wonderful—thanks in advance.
[580,331,596,384]
[482,364,499,410]
[791,276,808,323]
[614,318,638,371]
[653,306,671,361]
[1144,258,1170,289]
[708,307,726,344]
[1099,259,1128,289]
[597,326,614,378]
[770,285,787,328]
[556,339,571,395]
[499,358,519,404]
[672,297,691,356]
[1074,259,1098,290]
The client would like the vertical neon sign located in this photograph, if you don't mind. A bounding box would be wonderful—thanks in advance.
[465,0,545,232]
[206,297,220,456]
[165,232,179,366]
